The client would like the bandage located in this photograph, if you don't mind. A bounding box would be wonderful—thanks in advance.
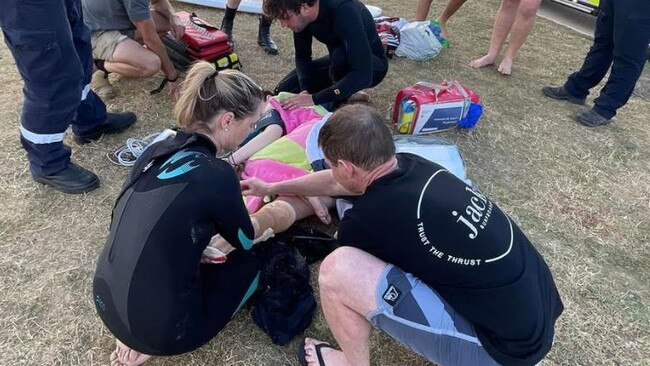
[252,200,297,234]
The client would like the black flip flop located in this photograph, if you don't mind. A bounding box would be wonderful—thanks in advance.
[297,339,336,366]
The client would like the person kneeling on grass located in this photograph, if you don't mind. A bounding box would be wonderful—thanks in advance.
[92,62,270,366]
[82,0,184,99]
[264,0,388,109]
[241,104,564,366]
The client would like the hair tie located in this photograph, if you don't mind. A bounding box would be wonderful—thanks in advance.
[208,69,219,80]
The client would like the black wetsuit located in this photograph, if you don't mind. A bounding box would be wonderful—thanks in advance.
[93,132,261,356]
[274,0,388,105]
[338,153,564,366]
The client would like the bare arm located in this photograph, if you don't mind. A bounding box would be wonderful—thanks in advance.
[133,18,177,80]
[151,0,175,19]
[241,170,355,197]
[230,124,284,165]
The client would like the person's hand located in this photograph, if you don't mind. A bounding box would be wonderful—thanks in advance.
[306,196,332,224]
[240,178,273,197]
[170,15,186,40]
[168,80,180,101]
[281,91,314,109]
[201,234,235,264]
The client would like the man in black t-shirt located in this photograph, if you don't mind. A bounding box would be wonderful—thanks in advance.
[263,0,388,109]
[241,105,563,366]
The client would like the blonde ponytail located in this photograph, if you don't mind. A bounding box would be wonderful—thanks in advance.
[173,61,265,130]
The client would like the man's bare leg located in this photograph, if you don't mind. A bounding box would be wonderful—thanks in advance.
[497,0,541,75]
[105,38,161,77]
[435,0,469,40]
[104,9,171,77]
[470,0,521,69]
[301,246,386,366]
[110,339,152,366]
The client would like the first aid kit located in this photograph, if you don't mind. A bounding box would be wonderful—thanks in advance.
[393,81,482,134]
[177,11,232,60]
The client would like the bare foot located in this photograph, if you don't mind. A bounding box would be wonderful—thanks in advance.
[438,20,449,40]
[469,54,496,69]
[110,339,152,366]
[497,58,514,75]
[303,338,348,366]
[307,196,331,224]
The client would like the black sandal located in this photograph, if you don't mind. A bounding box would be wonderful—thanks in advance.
[297,339,336,366]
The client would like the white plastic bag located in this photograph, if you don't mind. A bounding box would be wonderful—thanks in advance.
[395,21,442,61]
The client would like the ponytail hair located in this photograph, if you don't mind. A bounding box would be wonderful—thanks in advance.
[174,61,265,130]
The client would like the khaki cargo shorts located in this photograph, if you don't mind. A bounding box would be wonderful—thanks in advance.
[91,29,137,61]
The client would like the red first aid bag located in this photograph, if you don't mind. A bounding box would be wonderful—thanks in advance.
[177,11,232,60]
[393,81,480,134]
[186,43,232,60]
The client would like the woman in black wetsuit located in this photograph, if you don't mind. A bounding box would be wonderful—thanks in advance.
[93,61,267,366]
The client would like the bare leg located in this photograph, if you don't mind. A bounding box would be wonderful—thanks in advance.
[227,0,242,7]
[109,339,152,366]
[498,0,542,75]
[252,196,334,235]
[105,38,161,77]
[202,196,335,262]
[300,247,386,366]
[105,9,169,77]
[435,0,469,40]
[470,0,521,69]
[414,0,434,21]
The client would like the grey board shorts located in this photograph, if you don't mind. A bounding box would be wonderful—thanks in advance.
[368,264,503,366]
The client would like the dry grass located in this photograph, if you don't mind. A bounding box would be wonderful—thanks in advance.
[0,0,648,365]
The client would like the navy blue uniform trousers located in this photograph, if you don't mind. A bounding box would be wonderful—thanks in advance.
[0,0,106,175]
[564,0,650,119]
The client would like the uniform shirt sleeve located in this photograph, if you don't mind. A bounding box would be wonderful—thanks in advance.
[312,2,373,105]
[124,0,151,22]
[209,162,255,250]
[294,30,314,92]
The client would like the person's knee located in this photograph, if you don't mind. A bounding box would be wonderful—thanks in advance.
[518,0,541,18]
[140,55,161,77]
[319,246,365,290]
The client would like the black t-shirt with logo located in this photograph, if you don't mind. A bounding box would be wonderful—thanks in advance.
[338,153,563,366]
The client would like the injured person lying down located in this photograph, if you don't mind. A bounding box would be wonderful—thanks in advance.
[202,92,339,263]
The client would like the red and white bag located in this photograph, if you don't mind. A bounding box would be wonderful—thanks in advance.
[177,11,232,61]
[393,81,480,134]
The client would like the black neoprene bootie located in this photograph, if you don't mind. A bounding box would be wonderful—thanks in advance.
[221,6,236,43]
[221,18,234,42]
[258,15,279,55]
